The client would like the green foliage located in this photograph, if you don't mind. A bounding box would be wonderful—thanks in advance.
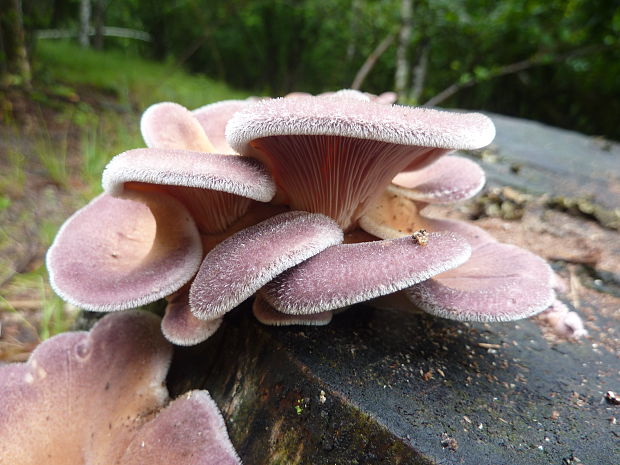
[34,40,248,110]
[20,0,620,138]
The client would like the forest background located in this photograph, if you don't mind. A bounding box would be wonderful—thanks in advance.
[3,0,620,139]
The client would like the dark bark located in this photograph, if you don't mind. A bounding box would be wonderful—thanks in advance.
[409,39,429,104]
[93,0,106,50]
[0,0,31,89]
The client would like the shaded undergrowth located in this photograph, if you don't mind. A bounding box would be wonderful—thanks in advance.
[0,40,248,358]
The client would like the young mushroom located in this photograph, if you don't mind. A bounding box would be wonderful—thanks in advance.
[0,311,240,465]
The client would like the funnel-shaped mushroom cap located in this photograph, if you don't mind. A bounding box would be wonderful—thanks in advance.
[121,390,240,465]
[141,102,215,152]
[227,96,495,230]
[407,242,555,321]
[190,211,344,320]
[252,294,333,326]
[103,148,276,234]
[0,311,240,465]
[47,191,202,312]
[263,232,471,314]
[193,100,249,153]
[162,290,223,346]
[389,155,486,203]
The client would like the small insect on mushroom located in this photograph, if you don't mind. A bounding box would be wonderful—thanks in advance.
[412,229,429,246]
[605,391,620,405]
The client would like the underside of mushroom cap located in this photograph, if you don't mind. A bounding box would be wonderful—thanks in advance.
[252,294,333,326]
[162,290,223,346]
[262,232,471,315]
[190,211,344,320]
[389,155,486,204]
[407,242,555,322]
[0,311,240,465]
[102,148,276,233]
[141,102,215,152]
[193,100,249,153]
[47,191,202,312]
[360,190,496,249]
[226,96,494,230]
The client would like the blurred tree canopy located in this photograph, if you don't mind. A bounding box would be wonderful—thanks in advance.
[3,0,620,139]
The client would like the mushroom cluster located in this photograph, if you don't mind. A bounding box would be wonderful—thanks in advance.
[0,311,240,465]
[46,90,560,346]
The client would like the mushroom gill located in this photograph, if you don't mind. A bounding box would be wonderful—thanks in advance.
[227,95,495,231]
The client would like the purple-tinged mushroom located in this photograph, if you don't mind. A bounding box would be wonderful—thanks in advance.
[0,311,240,465]
[216,95,491,316]
[46,93,560,343]
[356,156,556,322]
[252,294,333,326]
[227,98,554,323]
[189,211,344,320]
[539,300,588,339]
[47,101,276,344]
[226,95,494,230]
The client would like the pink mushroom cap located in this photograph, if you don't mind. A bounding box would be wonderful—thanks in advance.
[0,311,240,464]
[226,96,495,230]
[46,191,202,312]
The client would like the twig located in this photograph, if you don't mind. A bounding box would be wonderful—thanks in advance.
[424,45,606,107]
[351,32,396,90]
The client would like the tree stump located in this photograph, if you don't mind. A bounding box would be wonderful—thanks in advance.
[167,114,620,465]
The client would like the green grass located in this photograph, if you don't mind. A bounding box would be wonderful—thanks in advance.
[34,40,249,110]
[1,40,251,351]
[1,267,76,341]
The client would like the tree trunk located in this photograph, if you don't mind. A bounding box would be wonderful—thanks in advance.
[0,0,32,89]
[93,0,106,50]
[394,0,412,99]
[408,40,429,104]
[345,0,362,63]
[79,0,91,48]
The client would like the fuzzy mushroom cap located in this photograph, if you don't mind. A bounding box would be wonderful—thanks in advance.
[193,100,250,153]
[389,155,486,204]
[102,148,276,234]
[406,242,555,322]
[162,290,223,346]
[0,311,240,465]
[141,102,215,152]
[190,211,344,320]
[47,191,203,312]
[360,183,555,321]
[226,95,495,230]
[263,232,471,314]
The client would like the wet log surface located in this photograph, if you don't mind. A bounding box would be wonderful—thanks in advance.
[168,114,620,465]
